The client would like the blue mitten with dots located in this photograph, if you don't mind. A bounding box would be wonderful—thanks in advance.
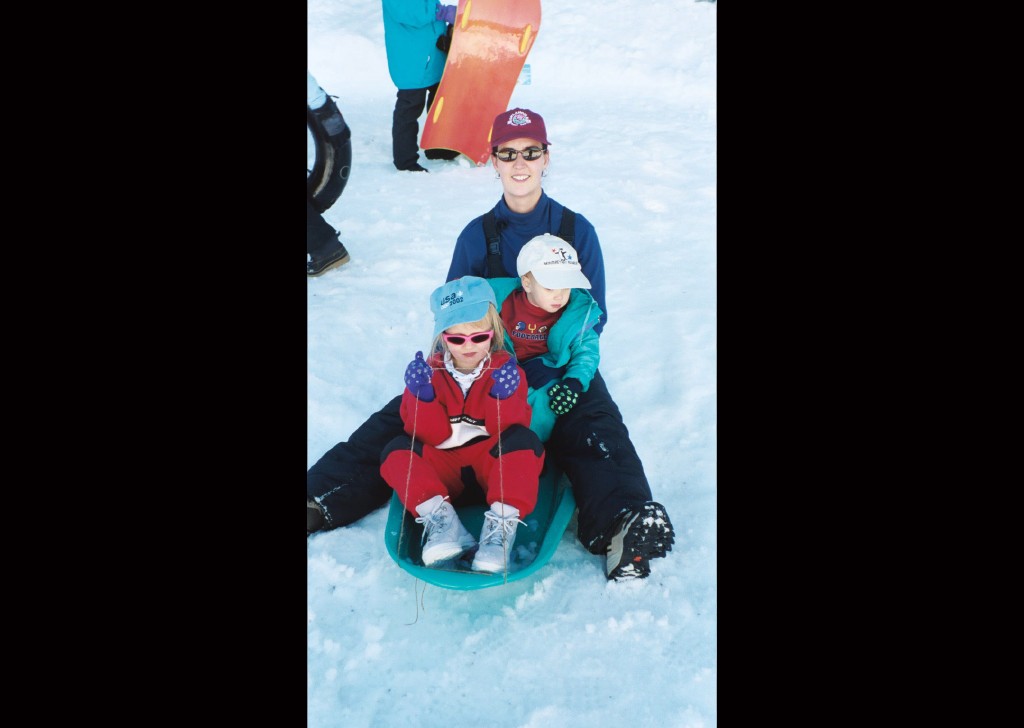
[404,351,435,402]
[489,359,521,400]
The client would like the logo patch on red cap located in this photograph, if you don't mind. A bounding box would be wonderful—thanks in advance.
[507,110,533,127]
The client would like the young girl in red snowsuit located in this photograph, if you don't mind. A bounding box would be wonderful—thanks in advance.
[379,275,545,573]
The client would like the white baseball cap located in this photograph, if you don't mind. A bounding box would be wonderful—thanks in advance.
[515,234,591,290]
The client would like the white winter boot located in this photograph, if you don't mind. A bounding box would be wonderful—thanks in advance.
[414,495,477,566]
[471,502,525,573]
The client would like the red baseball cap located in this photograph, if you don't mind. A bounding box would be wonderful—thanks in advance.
[490,108,550,149]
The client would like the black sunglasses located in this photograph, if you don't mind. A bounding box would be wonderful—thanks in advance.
[492,145,547,162]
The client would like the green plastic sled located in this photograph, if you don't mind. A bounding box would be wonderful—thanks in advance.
[384,463,576,590]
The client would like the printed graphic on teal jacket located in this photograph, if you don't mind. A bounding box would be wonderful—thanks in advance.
[382,1,450,90]
[487,277,604,442]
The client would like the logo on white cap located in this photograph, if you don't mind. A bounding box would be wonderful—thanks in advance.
[516,234,591,290]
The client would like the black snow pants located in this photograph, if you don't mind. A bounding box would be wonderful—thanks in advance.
[391,84,439,171]
[306,198,339,258]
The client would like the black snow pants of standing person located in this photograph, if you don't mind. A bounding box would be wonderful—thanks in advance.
[392,85,435,171]
[306,198,341,258]
[306,370,654,556]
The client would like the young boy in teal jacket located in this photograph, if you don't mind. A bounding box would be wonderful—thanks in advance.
[486,234,604,443]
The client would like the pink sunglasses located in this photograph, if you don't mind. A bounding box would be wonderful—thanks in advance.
[442,330,494,346]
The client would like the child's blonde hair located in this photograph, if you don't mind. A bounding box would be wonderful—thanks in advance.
[430,304,508,359]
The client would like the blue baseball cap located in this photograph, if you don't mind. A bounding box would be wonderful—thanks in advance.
[430,276,496,338]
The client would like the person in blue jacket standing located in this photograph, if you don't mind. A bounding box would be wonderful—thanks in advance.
[381,1,460,172]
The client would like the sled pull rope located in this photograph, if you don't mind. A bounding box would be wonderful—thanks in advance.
[492,368,510,585]
[403,577,428,626]
[397,372,427,564]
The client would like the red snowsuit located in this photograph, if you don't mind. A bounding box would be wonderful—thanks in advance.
[380,350,544,516]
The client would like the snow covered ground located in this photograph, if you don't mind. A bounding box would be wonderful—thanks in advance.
[307,2,716,726]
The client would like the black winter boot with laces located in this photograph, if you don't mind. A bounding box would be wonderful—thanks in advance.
[308,231,351,277]
[605,502,675,580]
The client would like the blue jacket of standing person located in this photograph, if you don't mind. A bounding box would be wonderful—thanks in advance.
[381,0,449,90]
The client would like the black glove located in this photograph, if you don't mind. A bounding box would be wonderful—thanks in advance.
[548,378,583,416]
[436,24,454,53]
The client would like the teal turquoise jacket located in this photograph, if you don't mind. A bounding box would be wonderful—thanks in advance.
[382,1,449,90]
[487,278,604,442]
